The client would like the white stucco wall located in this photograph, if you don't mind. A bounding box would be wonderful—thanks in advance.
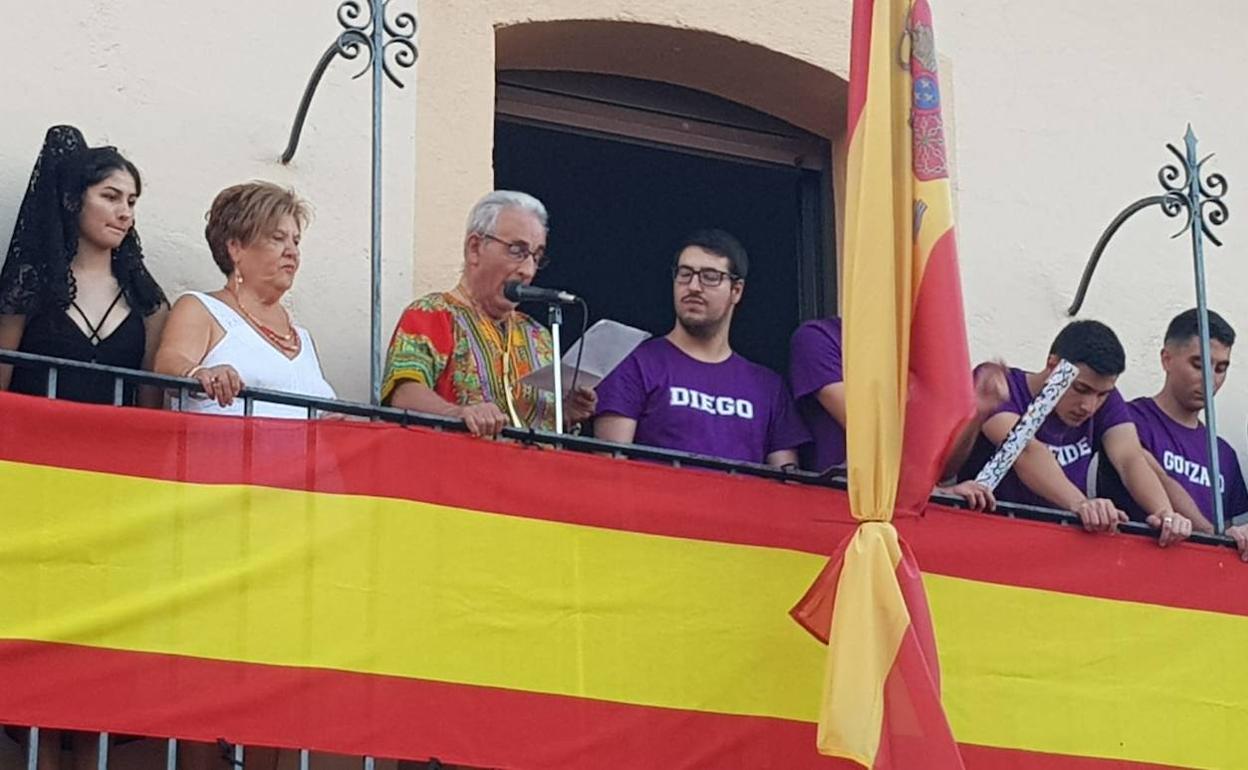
[5,0,1248,464]
[940,0,1248,461]
[0,1,417,403]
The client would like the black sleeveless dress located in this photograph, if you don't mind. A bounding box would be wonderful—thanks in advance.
[9,295,145,405]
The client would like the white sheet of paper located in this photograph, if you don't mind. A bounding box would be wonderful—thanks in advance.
[521,319,651,394]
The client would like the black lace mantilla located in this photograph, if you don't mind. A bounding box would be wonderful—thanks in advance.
[0,125,165,317]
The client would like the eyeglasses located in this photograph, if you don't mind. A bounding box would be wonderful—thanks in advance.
[482,234,549,269]
[672,265,739,287]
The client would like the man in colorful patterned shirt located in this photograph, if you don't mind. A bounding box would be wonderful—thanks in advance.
[381,190,595,436]
[959,320,1189,545]
[1099,309,1248,556]
[594,229,809,466]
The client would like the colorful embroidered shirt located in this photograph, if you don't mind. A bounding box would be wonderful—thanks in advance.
[381,292,555,430]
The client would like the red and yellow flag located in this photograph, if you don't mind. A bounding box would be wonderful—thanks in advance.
[1,394,1246,768]
[792,0,974,766]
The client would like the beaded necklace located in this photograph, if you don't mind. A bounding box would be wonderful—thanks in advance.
[232,288,300,355]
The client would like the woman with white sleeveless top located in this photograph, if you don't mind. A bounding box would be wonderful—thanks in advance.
[154,181,334,417]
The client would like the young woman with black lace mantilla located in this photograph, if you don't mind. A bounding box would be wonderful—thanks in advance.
[0,125,168,406]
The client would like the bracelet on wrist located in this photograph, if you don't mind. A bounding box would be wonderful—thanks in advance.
[185,365,206,379]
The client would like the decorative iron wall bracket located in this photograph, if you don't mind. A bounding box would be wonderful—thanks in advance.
[282,1,418,164]
[1068,127,1227,316]
[1067,125,1230,530]
[279,0,418,405]
[1066,195,1168,317]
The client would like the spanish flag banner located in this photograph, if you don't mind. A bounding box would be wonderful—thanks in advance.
[790,0,975,766]
[1,394,1246,769]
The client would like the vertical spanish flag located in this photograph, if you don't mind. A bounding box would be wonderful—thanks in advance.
[792,0,973,767]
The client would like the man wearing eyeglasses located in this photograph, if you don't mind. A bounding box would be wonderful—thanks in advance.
[594,229,809,466]
[381,190,597,436]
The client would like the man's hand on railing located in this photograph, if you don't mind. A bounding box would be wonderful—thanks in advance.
[454,401,510,437]
[943,480,996,511]
[1226,524,1248,561]
[189,364,244,407]
[1073,498,1128,533]
[1146,510,1193,548]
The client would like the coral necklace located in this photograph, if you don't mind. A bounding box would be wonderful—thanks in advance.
[235,292,300,355]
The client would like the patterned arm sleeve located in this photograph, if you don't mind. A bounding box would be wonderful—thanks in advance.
[0,262,42,315]
[380,304,454,405]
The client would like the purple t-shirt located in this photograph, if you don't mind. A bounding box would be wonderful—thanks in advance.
[961,366,1131,508]
[595,337,810,464]
[788,318,846,472]
[1099,397,1248,521]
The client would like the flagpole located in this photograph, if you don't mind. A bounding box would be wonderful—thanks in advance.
[1065,127,1229,531]
[280,0,419,405]
[1178,126,1227,532]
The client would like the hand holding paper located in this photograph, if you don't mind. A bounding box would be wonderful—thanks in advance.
[522,319,650,394]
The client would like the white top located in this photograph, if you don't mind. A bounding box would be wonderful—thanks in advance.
[181,291,336,419]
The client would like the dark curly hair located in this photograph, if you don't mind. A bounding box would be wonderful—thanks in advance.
[0,127,166,318]
[1050,319,1125,376]
[52,147,166,315]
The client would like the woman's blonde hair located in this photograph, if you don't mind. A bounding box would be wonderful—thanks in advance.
[204,181,311,275]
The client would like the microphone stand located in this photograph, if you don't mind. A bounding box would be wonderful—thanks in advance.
[548,301,564,434]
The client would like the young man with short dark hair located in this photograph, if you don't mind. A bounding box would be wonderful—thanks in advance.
[1099,309,1248,552]
[594,229,809,466]
[960,320,1189,545]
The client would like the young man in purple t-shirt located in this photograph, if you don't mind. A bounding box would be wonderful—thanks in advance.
[788,316,1007,510]
[788,318,847,471]
[1099,309,1248,555]
[959,320,1189,545]
[594,229,809,466]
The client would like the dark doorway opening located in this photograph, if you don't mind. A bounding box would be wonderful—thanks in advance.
[494,72,832,377]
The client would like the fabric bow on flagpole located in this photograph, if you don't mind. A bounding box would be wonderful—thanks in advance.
[790,0,975,767]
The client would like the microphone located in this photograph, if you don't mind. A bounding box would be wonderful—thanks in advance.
[503,281,579,304]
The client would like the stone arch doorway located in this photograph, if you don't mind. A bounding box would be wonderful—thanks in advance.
[493,21,846,377]
[495,20,847,139]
